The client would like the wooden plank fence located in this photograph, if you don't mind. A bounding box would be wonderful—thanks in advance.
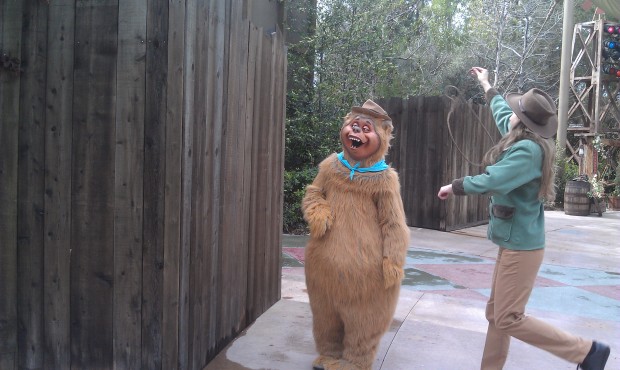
[380,95,501,231]
[0,1,285,369]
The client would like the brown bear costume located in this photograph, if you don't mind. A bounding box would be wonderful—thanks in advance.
[302,100,410,370]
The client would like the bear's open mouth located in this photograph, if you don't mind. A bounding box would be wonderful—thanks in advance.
[349,136,363,149]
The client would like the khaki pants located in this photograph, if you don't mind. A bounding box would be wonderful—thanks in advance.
[481,247,592,370]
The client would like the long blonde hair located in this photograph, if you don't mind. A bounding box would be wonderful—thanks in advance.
[483,122,556,201]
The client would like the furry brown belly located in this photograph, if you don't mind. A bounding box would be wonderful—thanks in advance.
[305,235,384,302]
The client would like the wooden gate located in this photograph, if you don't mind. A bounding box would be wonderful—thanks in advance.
[0,1,285,369]
[380,95,501,231]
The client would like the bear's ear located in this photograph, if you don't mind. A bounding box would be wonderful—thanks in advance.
[342,112,353,127]
[381,119,393,136]
[377,119,393,143]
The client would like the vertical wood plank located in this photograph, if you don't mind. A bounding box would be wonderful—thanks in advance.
[258,30,273,313]
[462,98,473,224]
[411,97,424,226]
[113,0,146,368]
[425,97,445,227]
[248,25,266,321]
[385,97,404,171]
[439,97,451,231]
[188,0,209,367]
[142,0,169,368]
[245,23,261,322]
[396,98,409,220]
[394,97,407,221]
[71,1,118,368]
[214,0,226,357]
[219,1,249,346]
[43,0,75,368]
[453,97,465,229]
[237,1,253,330]
[463,98,472,226]
[206,0,231,361]
[442,97,454,229]
[449,96,465,229]
[423,97,434,227]
[474,102,484,221]
[162,0,185,368]
[386,97,407,220]
[464,99,474,224]
[268,30,277,306]
[188,1,205,370]
[272,29,286,303]
[214,0,231,346]
[240,17,255,328]
[405,97,416,226]
[225,0,237,349]
[179,0,198,367]
[17,2,48,368]
[0,0,23,368]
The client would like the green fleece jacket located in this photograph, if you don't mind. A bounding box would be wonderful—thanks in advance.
[452,89,546,250]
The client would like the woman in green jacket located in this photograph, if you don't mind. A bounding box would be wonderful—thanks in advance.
[437,67,610,370]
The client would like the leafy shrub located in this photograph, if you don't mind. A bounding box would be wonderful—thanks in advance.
[554,155,579,206]
[283,167,318,234]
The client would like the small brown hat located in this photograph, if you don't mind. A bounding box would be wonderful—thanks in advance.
[351,99,391,121]
[506,88,558,139]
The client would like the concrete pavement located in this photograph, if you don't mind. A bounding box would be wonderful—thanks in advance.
[205,210,620,370]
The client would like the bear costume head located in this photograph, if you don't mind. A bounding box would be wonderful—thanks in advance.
[340,99,393,168]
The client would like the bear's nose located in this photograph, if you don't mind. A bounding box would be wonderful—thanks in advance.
[352,126,361,133]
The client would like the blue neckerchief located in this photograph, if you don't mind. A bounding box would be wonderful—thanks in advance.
[337,152,389,180]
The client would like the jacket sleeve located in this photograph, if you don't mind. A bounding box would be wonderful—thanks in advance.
[463,141,542,196]
[486,89,513,137]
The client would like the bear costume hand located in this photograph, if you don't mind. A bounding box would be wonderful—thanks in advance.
[302,185,333,238]
[305,203,333,237]
[382,257,404,289]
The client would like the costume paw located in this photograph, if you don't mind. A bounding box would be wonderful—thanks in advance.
[382,258,404,288]
[307,204,333,237]
[324,359,366,370]
[312,355,338,370]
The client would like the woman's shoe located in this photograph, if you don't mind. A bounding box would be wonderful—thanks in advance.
[579,341,610,370]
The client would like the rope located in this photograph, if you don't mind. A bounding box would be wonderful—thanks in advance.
[443,85,496,167]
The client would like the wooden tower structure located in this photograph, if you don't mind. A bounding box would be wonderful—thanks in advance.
[568,19,620,179]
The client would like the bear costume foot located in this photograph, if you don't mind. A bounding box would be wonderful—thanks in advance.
[312,355,338,370]
[323,358,369,370]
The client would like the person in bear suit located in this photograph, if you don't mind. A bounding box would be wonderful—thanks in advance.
[302,99,410,370]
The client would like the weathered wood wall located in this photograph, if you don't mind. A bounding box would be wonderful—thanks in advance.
[0,1,285,369]
[381,95,501,231]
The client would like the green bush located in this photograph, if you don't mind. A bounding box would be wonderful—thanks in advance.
[283,167,318,234]
[554,156,579,206]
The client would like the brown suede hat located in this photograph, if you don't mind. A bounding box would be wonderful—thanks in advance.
[351,99,391,121]
[506,88,558,139]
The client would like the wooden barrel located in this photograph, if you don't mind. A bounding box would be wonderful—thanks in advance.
[564,180,591,216]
